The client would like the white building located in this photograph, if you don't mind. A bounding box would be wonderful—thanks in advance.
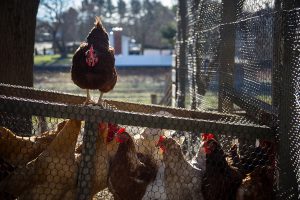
[109,27,173,68]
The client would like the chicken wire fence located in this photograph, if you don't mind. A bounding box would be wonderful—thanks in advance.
[0,84,276,200]
[176,0,300,198]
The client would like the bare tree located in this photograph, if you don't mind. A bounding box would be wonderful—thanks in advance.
[39,0,70,57]
[61,8,79,43]
[117,0,126,24]
[125,1,175,53]
[105,0,115,17]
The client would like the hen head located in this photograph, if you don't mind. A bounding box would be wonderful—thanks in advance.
[200,133,221,155]
[98,123,126,144]
[156,135,166,153]
[156,136,181,155]
[114,127,127,143]
[86,17,109,49]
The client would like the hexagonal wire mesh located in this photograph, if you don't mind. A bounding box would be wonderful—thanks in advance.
[0,84,274,199]
[176,0,300,198]
[0,0,298,199]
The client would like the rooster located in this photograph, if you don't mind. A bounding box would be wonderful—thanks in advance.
[71,17,117,104]
[108,130,158,200]
[0,119,81,199]
[201,134,243,200]
[157,136,204,200]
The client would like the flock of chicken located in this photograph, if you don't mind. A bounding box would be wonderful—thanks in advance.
[0,115,275,200]
[0,17,276,199]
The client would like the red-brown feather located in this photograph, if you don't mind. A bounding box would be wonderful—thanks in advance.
[108,132,158,200]
[202,139,243,200]
[71,17,117,93]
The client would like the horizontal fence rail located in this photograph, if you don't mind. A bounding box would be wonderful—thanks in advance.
[0,93,272,139]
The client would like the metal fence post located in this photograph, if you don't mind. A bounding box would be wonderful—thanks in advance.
[277,0,299,198]
[77,120,99,200]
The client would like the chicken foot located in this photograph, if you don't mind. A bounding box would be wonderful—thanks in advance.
[97,91,104,104]
[84,89,96,105]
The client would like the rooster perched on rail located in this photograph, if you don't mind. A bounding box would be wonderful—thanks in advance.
[71,17,117,104]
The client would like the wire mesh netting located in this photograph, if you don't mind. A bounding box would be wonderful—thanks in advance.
[0,84,275,199]
[0,0,299,199]
[176,0,278,113]
[175,0,300,199]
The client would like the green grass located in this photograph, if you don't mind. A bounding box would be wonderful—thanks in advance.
[184,91,219,110]
[257,95,272,104]
[34,54,72,66]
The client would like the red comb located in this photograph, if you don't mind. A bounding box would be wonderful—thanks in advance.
[201,133,215,140]
[117,128,126,135]
[159,135,166,143]
[114,126,127,143]
[157,136,166,153]
[99,123,126,143]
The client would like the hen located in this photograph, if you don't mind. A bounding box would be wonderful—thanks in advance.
[0,158,15,200]
[90,123,125,196]
[236,165,275,200]
[70,122,125,198]
[228,141,276,199]
[201,134,242,200]
[157,136,204,200]
[0,119,81,200]
[108,130,158,200]
[228,140,275,177]
[0,121,66,166]
[71,17,117,104]
[134,111,176,200]
[134,111,177,164]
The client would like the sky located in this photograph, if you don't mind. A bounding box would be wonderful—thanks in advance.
[73,0,176,8]
[38,0,176,19]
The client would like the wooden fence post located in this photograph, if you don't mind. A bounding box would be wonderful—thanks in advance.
[218,0,237,113]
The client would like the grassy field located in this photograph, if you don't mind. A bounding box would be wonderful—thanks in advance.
[33,54,171,105]
[34,54,72,66]
[34,68,170,104]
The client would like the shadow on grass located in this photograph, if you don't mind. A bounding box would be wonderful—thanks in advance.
[34,54,72,66]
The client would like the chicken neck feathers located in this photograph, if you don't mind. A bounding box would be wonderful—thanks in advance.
[108,132,158,200]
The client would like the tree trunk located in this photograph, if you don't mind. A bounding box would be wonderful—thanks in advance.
[218,0,236,112]
[0,0,39,87]
[176,0,188,108]
[0,0,39,135]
